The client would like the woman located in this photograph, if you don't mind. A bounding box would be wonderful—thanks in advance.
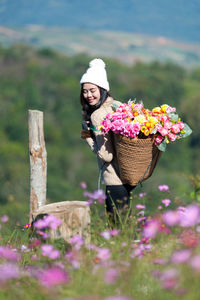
[80,58,135,219]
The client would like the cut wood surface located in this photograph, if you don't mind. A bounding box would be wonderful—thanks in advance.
[33,201,91,244]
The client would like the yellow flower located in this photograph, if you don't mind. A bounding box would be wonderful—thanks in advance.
[161,104,169,113]
[144,129,150,136]
[134,115,146,124]
[145,122,151,128]
[152,107,162,114]
[141,126,146,133]
[148,117,158,125]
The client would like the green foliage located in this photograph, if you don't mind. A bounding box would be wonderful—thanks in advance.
[0,44,199,225]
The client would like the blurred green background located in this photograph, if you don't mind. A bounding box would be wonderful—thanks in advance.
[0,44,199,225]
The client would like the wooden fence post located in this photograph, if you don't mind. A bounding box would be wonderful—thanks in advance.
[28,110,47,222]
[28,109,90,243]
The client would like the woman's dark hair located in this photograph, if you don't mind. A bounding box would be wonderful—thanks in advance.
[80,85,110,121]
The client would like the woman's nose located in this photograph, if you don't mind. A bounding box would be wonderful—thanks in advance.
[87,90,92,97]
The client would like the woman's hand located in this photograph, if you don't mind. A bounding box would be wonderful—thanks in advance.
[82,120,90,131]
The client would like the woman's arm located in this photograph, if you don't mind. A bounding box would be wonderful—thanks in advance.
[81,120,98,153]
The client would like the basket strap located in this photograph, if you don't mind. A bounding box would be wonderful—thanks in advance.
[138,150,160,187]
[98,162,107,190]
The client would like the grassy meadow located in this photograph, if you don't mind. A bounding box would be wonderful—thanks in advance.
[0,44,200,299]
[1,179,200,300]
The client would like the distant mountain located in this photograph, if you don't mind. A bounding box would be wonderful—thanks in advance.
[0,0,200,44]
[0,26,200,68]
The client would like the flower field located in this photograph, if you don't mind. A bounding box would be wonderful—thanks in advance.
[1,181,200,300]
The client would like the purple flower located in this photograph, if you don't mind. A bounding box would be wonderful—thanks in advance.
[100,231,111,240]
[37,266,69,288]
[136,204,146,209]
[104,296,133,300]
[1,215,9,223]
[161,199,171,207]
[190,255,200,271]
[110,229,120,237]
[69,235,84,250]
[171,249,191,264]
[158,185,169,191]
[41,244,60,260]
[65,251,80,269]
[104,268,119,284]
[80,181,87,189]
[159,268,179,290]
[0,246,19,261]
[162,210,180,226]
[97,248,110,261]
[179,204,200,227]
[142,219,160,239]
[0,263,20,283]
[34,215,62,230]
[139,193,147,198]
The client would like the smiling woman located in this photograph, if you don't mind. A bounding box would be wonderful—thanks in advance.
[79,58,136,222]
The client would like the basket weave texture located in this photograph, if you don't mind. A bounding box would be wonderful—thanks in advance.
[114,134,161,186]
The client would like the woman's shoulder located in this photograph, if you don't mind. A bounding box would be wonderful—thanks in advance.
[91,97,116,124]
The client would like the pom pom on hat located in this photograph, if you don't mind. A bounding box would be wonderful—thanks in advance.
[89,58,106,68]
[80,58,110,91]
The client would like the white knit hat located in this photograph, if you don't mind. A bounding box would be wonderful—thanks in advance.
[80,58,110,91]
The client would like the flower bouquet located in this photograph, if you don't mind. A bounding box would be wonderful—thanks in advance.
[99,100,192,185]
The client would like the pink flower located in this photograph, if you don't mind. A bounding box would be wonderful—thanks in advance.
[171,249,191,264]
[166,106,176,113]
[86,189,106,204]
[34,215,62,230]
[142,219,160,239]
[1,215,9,223]
[69,235,84,250]
[101,119,112,132]
[177,121,185,130]
[168,132,177,141]
[96,248,110,261]
[41,244,60,260]
[104,268,119,284]
[190,255,200,271]
[161,199,171,207]
[139,192,147,198]
[100,231,111,240]
[162,210,180,226]
[136,204,146,209]
[109,229,120,237]
[160,114,170,122]
[171,124,180,134]
[0,246,19,261]
[80,181,87,189]
[160,268,179,290]
[105,297,133,300]
[158,185,169,191]
[154,135,163,145]
[179,204,200,227]
[0,263,20,283]
[164,120,173,129]
[65,251,80,269]
[38,266,69,288]
[158,127,169,137]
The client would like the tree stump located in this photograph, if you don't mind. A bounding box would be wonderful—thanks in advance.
[32,201,90,244]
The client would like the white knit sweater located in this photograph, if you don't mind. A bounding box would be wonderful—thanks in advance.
[85,96,123,186]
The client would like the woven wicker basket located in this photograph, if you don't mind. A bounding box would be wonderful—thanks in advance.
[114,134,161,186]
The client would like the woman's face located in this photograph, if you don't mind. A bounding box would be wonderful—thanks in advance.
[82,83,101,106]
